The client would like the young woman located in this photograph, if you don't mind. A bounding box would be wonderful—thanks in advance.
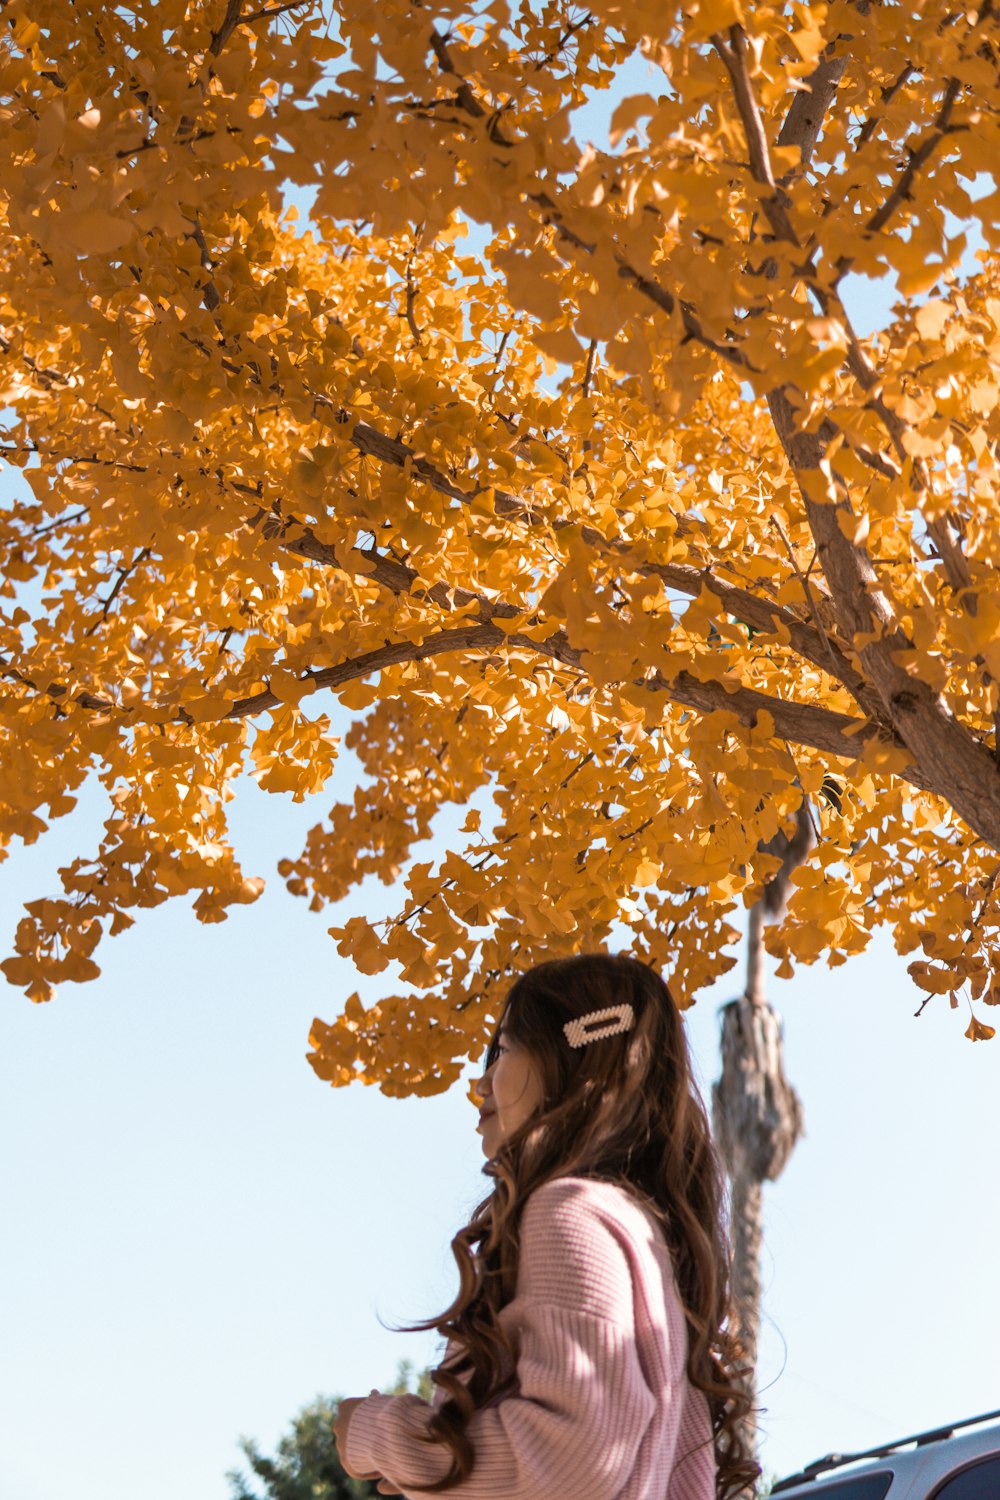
[332,952,760,1499]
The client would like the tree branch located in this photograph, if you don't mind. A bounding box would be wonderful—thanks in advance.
[187,214,222,313]
[712,20,1000,844]
[766,387,1000,844]
[643,666,918,779]
[776,53,850,172]
[712,25,807,253]
[256,449,879,718]
[243,0,309,25]
[82,547,152,638]
[426,31,752,371]
[403,243,425,347]
[852,62,918,152]
[209,0,246,56]
[855,75,963,246]
[1,616,915,786]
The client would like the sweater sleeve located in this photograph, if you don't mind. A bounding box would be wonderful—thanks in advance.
[344,1178,658,1500]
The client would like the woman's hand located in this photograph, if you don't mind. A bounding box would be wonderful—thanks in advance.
[331,1393,403,1495]
[331,1396,368,1477]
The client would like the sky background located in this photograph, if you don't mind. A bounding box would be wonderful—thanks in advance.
[2,17,999,1500]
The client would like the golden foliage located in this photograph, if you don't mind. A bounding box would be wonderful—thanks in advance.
[2,0,1000,1088]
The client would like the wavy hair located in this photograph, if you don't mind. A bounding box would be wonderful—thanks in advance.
[392,952,761,1499]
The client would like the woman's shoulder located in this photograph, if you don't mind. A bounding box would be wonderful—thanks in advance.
[514,1176,671,1316]
[521,1174,666,1247]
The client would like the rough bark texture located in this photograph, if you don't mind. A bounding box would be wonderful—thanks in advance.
[712,836,807,1481]
[713,990,804,1471]
[713,992,804,1192]
[725,1168,765,1471]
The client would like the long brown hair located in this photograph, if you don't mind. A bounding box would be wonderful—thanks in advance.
[392,952,761,1499]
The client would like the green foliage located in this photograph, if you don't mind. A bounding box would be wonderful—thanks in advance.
[227,1362,434,1500]
[389,1361,435,1403]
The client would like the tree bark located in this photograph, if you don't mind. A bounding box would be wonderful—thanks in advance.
[726,1166,765,1464]
[712,897,805,1483]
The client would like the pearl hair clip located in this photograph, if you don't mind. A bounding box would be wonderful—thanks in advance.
[563,1003,636,1048]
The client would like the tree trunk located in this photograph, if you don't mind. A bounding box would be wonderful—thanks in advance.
[745,901,767,1005]
[726,1167,764,1464]
[712,893,805,1482]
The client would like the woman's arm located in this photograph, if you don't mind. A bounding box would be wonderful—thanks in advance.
[343,1179,663,1500]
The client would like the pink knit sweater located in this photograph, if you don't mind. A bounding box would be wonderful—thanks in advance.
[345,1175,718,1499]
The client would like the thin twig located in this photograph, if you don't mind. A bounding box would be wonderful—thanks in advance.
[769,514,841,678]
[403,241,425,348]
[243,0,309,25]
[424,34,751,371]
[582,339,597,397]
[83,548,152,637]
[187,215,221,313]
[842,76,963,255]
[853,64,918,151]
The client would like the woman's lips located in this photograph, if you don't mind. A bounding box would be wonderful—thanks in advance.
[478,1108,496,1123]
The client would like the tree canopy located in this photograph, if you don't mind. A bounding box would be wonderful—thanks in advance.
[230,1374,434,1500]
[228,1394,381,1500]
[2,0,999,1089]
[227,1366,433,1499]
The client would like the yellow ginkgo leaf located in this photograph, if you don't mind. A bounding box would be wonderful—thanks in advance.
[62,209,134,255]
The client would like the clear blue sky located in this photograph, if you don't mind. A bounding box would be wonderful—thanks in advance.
[2,32,998,1500]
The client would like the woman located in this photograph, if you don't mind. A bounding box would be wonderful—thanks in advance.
[333,952,760,1499]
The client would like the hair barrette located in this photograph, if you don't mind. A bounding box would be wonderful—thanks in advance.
[563,1003,635,1048]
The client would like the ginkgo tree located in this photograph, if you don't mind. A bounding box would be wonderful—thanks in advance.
[2,0,1000,1095]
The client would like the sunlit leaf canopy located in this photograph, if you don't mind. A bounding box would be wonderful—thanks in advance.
[2,0,1000,1092]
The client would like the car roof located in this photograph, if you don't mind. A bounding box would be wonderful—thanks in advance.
[771,1407,1000,1495]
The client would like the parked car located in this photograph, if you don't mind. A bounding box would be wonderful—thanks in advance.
[770,1407,1000,1498]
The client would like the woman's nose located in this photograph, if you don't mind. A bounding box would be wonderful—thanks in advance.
[473,1073,490,1101]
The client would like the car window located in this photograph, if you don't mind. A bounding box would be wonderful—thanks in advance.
[779,1476,893,1499]
[930,1453,1000,1499]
